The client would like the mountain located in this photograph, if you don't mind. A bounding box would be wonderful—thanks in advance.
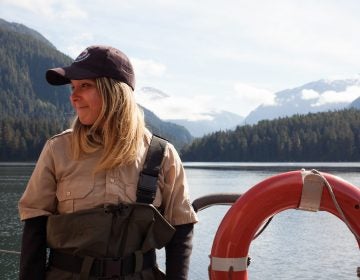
[136,86,244,137]
[349,96,360,109]
[0,18,55,48]
[0,20,74,119]
[0,18,192,160]
[168,111,244,137]
[244,78,360,124]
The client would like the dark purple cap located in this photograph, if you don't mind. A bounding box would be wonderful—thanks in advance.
[46,45,135,90]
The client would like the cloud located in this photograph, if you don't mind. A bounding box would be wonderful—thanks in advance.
[301,89,320,100]
[3,0,87,19]
[313,86,360,107]
[135,82,275,120]
[136,88,215,121]
[231,83,275,114]
[64,33,95,57]
[131,58,167,79]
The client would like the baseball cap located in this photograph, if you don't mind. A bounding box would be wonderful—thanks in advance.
[46,45,135,90]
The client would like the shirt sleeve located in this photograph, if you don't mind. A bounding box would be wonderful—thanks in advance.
[18,140,58,221]
[159,143,198,226]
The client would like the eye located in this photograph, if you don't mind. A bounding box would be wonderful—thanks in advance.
[82,81,96,88]
[70,80,96,92]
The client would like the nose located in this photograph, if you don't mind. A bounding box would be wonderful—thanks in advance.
[70,88,80,101]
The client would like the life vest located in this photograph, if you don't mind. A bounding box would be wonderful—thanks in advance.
[46,135,175,279]
[209,170,360,280]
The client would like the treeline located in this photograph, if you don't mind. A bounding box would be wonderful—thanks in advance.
[0,117,70,161]
[0,109,192,161]
[181,109,360,162]
[0,21,73,161]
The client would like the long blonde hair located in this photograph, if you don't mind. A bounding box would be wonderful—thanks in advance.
[71,77,145,172]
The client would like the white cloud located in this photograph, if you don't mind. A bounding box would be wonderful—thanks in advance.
[136,88,216,121]
[325,74,360,81]
[313,86,360,107]
[3,0,87,19]
[231,83,275,114]
[56,3,87,19]
[131,58,167,79]
[64,33,95,57]
[301,89,320,100]
[2,0,50,13]
[135,82,275,120]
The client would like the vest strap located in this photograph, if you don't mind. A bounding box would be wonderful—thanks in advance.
[79,256,94,280]
[134,250,143,273]
[136,135,167,204]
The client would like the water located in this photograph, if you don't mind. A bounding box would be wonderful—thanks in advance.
[0,163,34,280]
[185,164,360,280]
[1,162,359,279]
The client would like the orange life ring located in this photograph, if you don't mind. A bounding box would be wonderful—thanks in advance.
[209,170,360,280]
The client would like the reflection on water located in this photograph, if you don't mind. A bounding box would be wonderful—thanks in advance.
[0,164,34,280]
[0,163,359,279]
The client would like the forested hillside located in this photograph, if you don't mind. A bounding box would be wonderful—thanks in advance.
[0,21,74,119]
[0,20,74,160]
[181,109,360,162]
[0,19,192,161]
[141,106,192,148]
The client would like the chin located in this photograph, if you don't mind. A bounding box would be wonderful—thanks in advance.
[79,120,94,126]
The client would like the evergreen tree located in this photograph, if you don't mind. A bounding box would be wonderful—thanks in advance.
[181,109,360,162]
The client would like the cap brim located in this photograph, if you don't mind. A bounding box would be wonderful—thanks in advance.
[46,65,100,85]
[46,68,70,85]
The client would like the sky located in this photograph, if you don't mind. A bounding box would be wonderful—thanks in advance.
[1,0,360,120]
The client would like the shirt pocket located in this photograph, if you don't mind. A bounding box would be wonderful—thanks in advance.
[56,176,95,213]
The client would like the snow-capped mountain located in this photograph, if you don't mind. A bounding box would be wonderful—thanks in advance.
[168,111,244,137]
[244,77,360,125]
[349,96,360,109]
[135,86,244,137]
[136,77,360,137]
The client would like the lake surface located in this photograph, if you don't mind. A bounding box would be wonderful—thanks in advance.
[0,162,359,279]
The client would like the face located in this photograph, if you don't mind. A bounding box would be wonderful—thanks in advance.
[70,79,103,125]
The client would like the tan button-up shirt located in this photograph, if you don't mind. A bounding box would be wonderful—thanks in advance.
[19,129,198,226]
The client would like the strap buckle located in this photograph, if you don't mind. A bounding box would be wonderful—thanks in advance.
[136,173,158,203]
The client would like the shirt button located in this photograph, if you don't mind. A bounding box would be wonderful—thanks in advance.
[66,191,71,196]
[110,178,115,183]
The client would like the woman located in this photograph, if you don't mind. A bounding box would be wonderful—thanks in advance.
[18,45,198,280]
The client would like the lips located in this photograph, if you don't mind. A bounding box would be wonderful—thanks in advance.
[75,105,89,110]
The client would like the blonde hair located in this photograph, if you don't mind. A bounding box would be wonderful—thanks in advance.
[71,77,145,172]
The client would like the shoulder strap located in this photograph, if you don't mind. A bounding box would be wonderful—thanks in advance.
[136,135,167,203]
